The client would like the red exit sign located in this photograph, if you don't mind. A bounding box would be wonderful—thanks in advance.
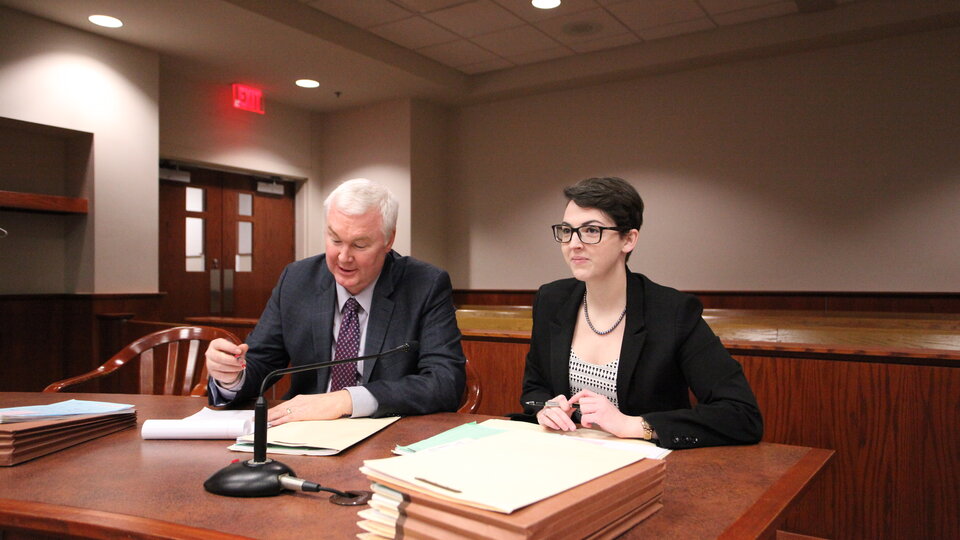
[232,84,264,114]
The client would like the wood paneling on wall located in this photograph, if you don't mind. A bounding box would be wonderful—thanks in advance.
[0,294,163,392]
[695,291,960,313]
[454,290,535,307]
[454,290,960,313]
[734,348,960,540]
[461,334,529,416]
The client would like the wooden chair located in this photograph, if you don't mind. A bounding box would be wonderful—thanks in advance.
[43,326,240,397]
[457,357,482,413]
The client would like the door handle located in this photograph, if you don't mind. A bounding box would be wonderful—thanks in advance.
[210,269,221,314]
[223,269,234,315]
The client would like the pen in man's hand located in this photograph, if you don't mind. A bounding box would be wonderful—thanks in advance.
[524,400,580,409]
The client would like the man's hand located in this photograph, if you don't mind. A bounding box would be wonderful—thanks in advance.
[204,338,248,387]
[267,390,354,426]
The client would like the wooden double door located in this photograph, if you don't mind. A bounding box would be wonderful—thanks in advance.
[159,167,295,323]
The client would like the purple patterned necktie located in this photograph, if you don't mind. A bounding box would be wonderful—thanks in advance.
[330,297,361,392]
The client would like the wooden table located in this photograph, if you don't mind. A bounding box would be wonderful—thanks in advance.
[0,393,832,539]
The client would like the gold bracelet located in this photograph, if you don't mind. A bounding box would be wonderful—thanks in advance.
[639,417,654,440]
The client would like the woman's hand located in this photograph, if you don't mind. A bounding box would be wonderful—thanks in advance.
[267,390,353,427]
[536,394,578,432]
[570,389,645,439]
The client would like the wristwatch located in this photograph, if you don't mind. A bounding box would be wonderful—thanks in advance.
[639,417,655,441]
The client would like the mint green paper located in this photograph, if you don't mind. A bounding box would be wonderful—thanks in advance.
[395,422,504,454]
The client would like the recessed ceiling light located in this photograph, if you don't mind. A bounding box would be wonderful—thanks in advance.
[296,79,320,88]
[88,15,123,28]
[532,0,561,9]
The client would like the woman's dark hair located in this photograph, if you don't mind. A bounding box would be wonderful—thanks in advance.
[563,177,644,231]
[563,177,643,262]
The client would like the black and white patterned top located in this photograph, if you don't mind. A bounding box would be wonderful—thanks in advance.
[569,349,619,408]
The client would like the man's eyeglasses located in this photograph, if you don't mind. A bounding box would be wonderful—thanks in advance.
[551,224,625,244]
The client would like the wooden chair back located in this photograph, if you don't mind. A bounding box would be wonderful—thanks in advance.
[43,326,241,396]
[457,357,482,413]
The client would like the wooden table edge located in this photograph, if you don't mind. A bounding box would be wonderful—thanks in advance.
[717,447,834,540]
[0,497,251,540]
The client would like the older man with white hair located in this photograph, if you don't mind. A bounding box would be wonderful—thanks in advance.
[204,179,465,421]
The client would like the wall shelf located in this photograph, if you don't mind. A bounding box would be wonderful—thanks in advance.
[0,190,88,214]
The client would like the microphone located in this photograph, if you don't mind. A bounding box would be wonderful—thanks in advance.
[203,341,419,500]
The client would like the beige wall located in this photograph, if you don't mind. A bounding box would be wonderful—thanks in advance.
[410,100,452,271]
[316,100,413,257]
[159,68,313,181]
[449,26,960,292]
[3,6,958,296]
[0,7,159,294]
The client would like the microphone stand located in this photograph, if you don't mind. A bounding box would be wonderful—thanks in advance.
[203,342,418,500]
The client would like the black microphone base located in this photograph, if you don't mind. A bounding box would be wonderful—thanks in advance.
[204,459,295,497]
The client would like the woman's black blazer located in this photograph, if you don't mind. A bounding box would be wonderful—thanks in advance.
[521,271,763,449]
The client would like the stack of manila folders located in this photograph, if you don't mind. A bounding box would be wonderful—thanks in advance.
[0,399,136,466]
[358,419,670,539]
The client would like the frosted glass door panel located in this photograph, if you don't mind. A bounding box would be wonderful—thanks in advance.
[185,216,205,272]
[186,187,205,212]
[236,221,252,272]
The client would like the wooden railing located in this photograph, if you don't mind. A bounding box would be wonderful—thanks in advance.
[453,289,960,313]
[456,307,960,540]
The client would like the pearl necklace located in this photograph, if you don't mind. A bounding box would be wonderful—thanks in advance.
[582,291,627,335]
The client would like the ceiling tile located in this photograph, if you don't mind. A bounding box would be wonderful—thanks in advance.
[604,0,705,32]
[567,31,639,53]
[304,0,412,28]
[458,57,516,74]
[493,0,599,23]
[393,0,469,13]
[424,0,526,37]
[698,0,788,15]
[507,46,575,65]
[470,24,561,56]
[535,7,633,45]
[417,38,500,66]
[639,17,715,41]
[369,16,460,48]
[713,1,797,25]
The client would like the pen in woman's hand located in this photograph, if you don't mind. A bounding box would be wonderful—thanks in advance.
[524,400,580,409]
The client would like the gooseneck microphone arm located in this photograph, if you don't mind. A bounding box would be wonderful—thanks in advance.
[248,341,418,465]
[204,341,419,499]
[257,341,418,397]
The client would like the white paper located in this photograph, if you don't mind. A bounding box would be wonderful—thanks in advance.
[141,408,253,439]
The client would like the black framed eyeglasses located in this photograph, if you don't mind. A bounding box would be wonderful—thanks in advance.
[551,224,625,244]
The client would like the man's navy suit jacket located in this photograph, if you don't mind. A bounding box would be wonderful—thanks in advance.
[213,251,466,417]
